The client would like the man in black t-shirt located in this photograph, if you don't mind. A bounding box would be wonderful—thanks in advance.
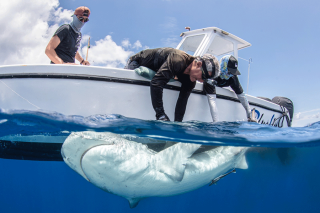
[125,48,220,122]
[45,6,91,65]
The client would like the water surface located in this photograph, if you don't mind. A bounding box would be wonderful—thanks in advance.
[0,109,319,213]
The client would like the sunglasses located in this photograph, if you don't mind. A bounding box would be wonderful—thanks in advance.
[201,58,215,80]
[78,16,89,23]
[201,67,208,80]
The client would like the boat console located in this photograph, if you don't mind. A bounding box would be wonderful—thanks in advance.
[177,27,251,60]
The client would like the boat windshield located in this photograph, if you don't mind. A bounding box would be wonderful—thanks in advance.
[206,35,234,58]
[179,34,205,56]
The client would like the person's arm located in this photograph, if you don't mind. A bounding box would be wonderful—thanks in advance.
[165,53,193,122]
[237,92,251,118]
[150,57,175,121]
[237,93,256,122]
[45,35,77,65]
[229,76,255,122]
[45,35,64,64]
[174,75,196,122]
[75,51,90,65]
[150,71,171,121]
[203,81,219,122]
[207,94,219,122]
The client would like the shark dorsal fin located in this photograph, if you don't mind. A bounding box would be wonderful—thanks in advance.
[156,142,201,182]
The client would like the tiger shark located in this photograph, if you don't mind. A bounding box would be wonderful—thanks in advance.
[61,131,248,208]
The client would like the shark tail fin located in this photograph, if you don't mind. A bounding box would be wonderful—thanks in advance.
[128,198,141,208]
[235,155,248,169]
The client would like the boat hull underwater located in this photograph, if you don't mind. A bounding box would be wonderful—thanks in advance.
[0,64,291,161]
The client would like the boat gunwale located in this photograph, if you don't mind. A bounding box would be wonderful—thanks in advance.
[0,72,283,114]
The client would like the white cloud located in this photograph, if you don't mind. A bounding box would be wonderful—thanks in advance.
[161,37,179,48]
[294,109,320,120]
[121,39,131,48]
[81,35,133,67]
[160,17,178,33]
[292,109,320,127]
[0,0,73,65]
[81,35,91,46]
[160,17,180,47]
[0,0,143,68]
[52,6,73,23]
[121,39,142,50]
[133,40,142,49]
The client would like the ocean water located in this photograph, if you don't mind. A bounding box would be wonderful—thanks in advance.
[0,109,320,213]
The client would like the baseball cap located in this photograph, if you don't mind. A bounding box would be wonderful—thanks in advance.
[224,55,241,76]
[74,6,91,17]
[219,55,241,80]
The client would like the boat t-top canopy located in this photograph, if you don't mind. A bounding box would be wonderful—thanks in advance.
[176,27,251,60]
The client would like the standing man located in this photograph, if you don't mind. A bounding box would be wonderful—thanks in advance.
[204,55,255,122]
[45,6,91,65]
[125,48,220,122]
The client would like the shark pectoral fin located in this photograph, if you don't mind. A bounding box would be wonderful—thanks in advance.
[236,155,248,169]
[157,143,201,182]
[128,198,141,208]
[159,165,186,182]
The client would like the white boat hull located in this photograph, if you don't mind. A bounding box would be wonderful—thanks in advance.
[0,64,287,124]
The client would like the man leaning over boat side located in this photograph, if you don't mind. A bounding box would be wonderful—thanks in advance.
[124,48,220,122]
[204,55,255,122]
[45,6,91,65]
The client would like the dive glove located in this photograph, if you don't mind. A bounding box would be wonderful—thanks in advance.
[248,108,258,123]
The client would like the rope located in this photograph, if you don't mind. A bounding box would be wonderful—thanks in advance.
[272,106,291,127]
[238,57,252,94]
[0,80,40,109]
[238,57,249,62]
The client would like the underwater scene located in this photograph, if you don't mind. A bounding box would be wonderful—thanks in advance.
[0,109,320,213]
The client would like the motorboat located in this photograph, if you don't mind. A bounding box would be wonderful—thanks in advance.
[0,27,293,160]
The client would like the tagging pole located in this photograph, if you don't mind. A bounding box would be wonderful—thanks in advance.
[86,37,90,61]
[246,58,252,94]
[238,57,253,94]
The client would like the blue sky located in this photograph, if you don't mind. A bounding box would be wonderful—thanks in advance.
[1,0,320,119]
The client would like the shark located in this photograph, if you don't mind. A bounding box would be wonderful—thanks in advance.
[61,131,248,208]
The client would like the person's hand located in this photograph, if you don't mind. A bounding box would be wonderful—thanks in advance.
[81,60,90,66]
[247,117,257,123]
[248,108,258,123]
[157,113,170,121]
[155,107,170,121]
[206,79,217,86]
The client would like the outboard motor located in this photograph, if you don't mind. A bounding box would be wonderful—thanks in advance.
[271,96,294,127]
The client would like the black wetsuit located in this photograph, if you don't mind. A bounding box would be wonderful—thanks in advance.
[51,24,82,63]
[126,48,195,122]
